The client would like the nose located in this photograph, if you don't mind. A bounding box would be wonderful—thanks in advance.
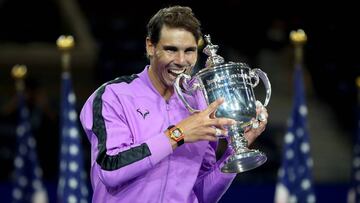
[174,51,186,65]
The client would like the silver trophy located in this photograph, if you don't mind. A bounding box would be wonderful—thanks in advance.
[174,35,271,173]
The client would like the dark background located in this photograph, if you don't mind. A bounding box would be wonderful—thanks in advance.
[0,0,359,202]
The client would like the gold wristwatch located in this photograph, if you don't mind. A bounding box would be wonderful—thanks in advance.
[167,125,185,146]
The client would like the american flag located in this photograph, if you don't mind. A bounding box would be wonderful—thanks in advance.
[347,79,360,203]
[57,72,89,203]
[12,91,48,203]
[274,64,316,203]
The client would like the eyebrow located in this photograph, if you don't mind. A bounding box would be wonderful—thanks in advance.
[163,45,178,51]
[163,45,197,51]
[185,47,197,51]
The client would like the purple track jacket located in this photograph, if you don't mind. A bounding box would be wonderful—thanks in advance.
[80,66,236,203]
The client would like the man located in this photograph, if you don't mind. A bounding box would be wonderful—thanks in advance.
[80,5,268,203]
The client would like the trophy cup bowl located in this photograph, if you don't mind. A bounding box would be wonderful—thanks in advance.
[174,35,271,173]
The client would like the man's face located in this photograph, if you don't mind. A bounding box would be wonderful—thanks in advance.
[147,26,198,91]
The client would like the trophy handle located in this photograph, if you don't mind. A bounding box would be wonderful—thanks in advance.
[174,73,201,113]
[249,68,272,107]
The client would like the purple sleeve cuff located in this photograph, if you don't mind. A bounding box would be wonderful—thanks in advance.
[146,133,173,166]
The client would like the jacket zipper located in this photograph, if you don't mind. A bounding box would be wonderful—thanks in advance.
[160,100,171,203]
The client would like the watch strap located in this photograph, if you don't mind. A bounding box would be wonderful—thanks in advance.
[177,138,184,146]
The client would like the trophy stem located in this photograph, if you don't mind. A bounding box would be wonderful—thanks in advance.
[221,124,267,173]
[229,125,248,153]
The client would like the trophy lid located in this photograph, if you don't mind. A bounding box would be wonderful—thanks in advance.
[202,34,224,68]
[197,34,251,76]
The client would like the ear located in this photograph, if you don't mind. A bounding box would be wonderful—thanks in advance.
[146,37,155,57]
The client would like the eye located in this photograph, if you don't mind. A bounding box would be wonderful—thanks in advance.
[185,47,197,54]
[164,46,177,53]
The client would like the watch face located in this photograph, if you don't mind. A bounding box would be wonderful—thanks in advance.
[172,129,182,138]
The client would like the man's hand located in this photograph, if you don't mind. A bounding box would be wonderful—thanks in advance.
[175,98,236,143]
[244,101,269,146]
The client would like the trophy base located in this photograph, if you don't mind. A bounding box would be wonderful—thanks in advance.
[221,149,267,173]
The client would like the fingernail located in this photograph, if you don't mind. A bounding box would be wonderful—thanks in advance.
[255,100,263,108]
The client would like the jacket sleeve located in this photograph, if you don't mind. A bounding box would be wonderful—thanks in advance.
[80,85,173,188]
[193,141,236,203]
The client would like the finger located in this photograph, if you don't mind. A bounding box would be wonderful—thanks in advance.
[204,97,224,115]
[252,120,260,129]
[256,106,268,122]
[214,127,221,137]
[243,125,252,133]
[252,115,268,130]
[255,100,263,108]
[214,127,228,137]
[208,117,236,127]
[203,134,218,142]
[202,127,225,137]
[245,125,265,144]
[258,111,268,122]
[209,111,216,119]
[255,120,267,132]
[255,100,267,111]
[256,105,267,114]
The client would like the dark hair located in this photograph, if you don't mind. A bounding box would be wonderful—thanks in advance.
[147,5,202,45]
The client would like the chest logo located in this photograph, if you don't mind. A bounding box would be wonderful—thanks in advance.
[136,108,150,119]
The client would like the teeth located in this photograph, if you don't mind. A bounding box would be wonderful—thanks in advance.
[170,69,185,74]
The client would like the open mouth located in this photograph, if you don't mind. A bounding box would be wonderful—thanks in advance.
[168,69,186,77]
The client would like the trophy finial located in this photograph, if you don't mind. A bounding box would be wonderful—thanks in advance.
[204,34,211,45]
[202,34,224,68]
